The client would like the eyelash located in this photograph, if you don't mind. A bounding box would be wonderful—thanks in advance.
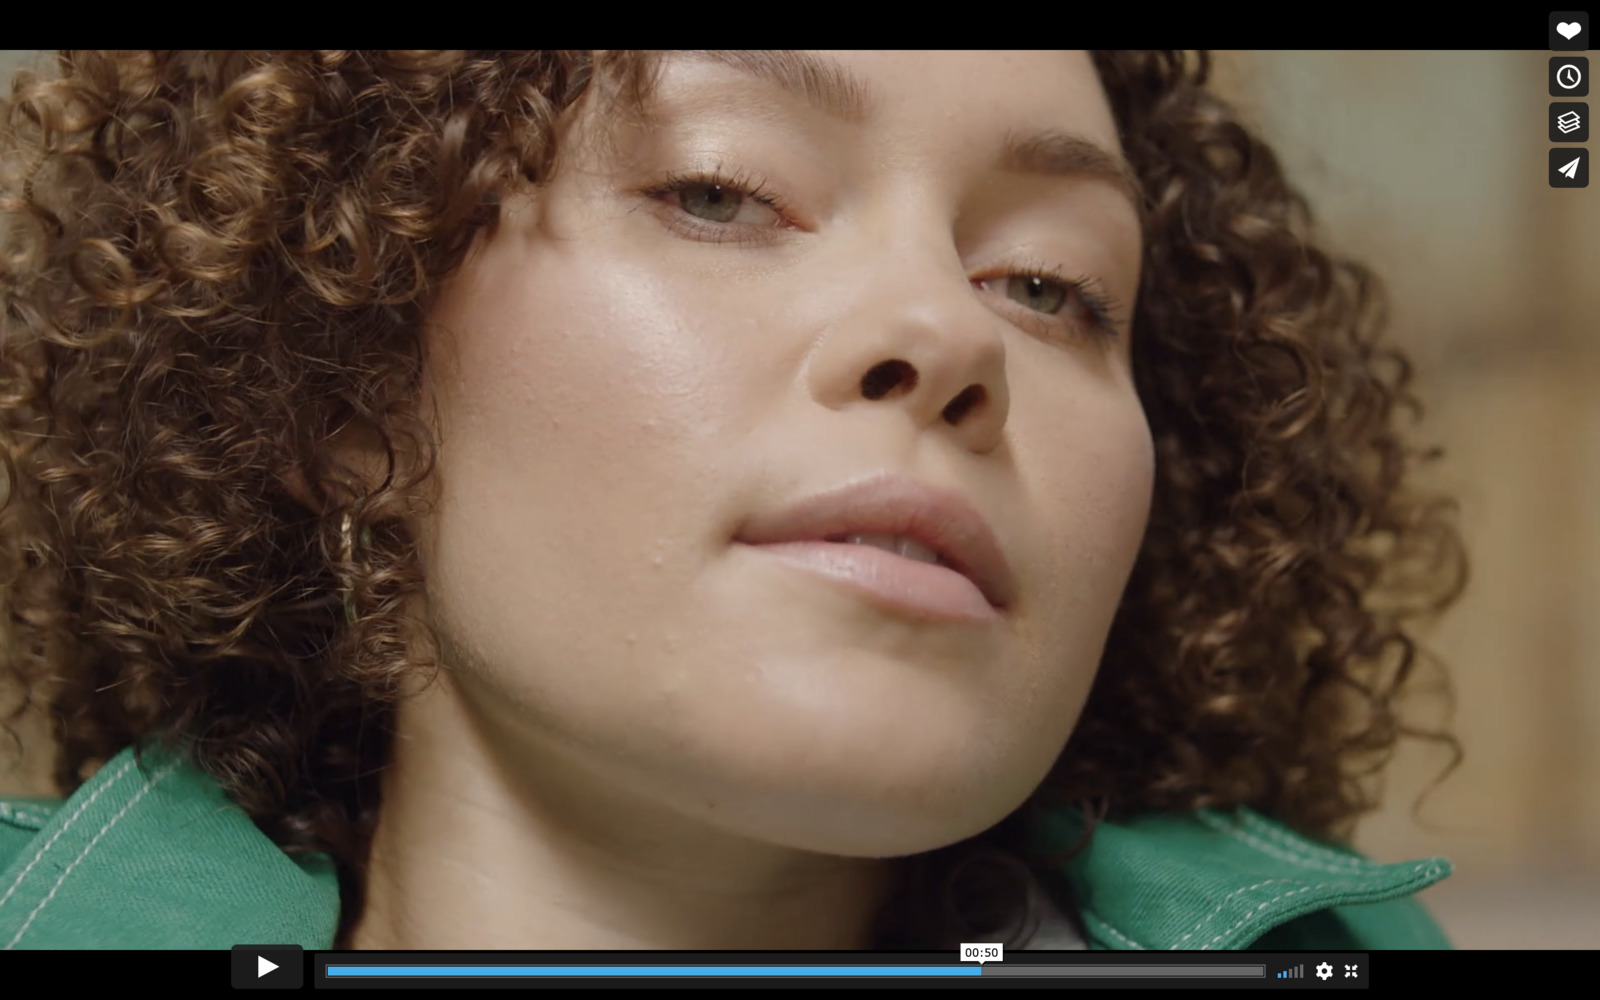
[997,262,1124,342]
[642,167,795,245]
[643,169,1123,342]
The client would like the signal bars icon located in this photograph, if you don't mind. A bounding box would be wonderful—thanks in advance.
[1278,964,1305,979]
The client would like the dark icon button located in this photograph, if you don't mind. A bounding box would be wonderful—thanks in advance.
[1552,57,1589,96]
[229,945,305,989]
[1551,147,1590,187]
[1552,102,1590,141]
[1551,11,1589,51]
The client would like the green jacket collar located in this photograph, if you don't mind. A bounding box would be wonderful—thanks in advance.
[0,743,338,949]
[0,743,1450,950]
[1033,807,1451,950]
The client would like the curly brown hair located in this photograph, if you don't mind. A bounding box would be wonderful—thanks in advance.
[0,50,1466,948]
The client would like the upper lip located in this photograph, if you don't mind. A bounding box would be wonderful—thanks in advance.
[734,474,1017,609]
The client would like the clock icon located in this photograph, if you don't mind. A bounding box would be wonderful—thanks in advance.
[1552,58,1590,97]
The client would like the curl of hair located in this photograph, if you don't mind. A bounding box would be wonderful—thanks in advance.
[0,50,1466,949]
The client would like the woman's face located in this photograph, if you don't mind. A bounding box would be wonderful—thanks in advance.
[416,51,1152,857]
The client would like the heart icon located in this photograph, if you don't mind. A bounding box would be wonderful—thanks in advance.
[1558,22,1582,40]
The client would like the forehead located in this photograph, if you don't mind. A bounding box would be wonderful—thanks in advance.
[824,50,1118,135]
[629,51,1137,212]
[651,51,1120,143]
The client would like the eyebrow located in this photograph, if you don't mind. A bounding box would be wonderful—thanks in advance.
[999,129,1145,212]
[683,50,874,123]
[679,50,1143,211]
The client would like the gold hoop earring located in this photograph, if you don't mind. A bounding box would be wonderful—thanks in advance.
[340,513,372,625]
[340,513,357,624]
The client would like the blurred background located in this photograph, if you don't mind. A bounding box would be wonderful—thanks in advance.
[2,50,1597,948]
[1211,50,1600,950]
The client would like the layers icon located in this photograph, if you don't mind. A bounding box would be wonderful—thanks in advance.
[1550,103,1589,143]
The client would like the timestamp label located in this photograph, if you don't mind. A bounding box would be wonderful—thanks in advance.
[959,942,1003,965]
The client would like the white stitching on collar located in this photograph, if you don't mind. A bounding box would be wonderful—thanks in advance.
[1169,878,1297,947]
[1196,863,1437,950]
[1238,811,1386,870]
[3,762,178,949]
[1196,812,1377,874]
[0,757,138,917]
[1081,908,1147,950]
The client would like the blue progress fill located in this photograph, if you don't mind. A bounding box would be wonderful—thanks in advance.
[324,965,984,977]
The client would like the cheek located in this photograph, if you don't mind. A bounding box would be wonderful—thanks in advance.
[413,220,789,716]
[426,232,733,514]
[1077,407,1155,568]
[1013,375,1154,655]
[420,246,661,590]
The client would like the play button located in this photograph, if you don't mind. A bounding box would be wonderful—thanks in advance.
[230,945,304,989]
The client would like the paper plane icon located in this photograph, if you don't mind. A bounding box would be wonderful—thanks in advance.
[1559,156,1581,179]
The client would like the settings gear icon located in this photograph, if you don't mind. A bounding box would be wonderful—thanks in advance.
[1315,962,1333,980]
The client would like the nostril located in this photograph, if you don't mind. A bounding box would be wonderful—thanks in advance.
[941,385,986,424]
[860,360,918,401]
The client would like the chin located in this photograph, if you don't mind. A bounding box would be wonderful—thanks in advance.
[751,793,1036,860]
[637,662,1079,859]
[692,742,1058,860]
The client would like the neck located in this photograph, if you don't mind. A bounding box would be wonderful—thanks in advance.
[347,673,897,951]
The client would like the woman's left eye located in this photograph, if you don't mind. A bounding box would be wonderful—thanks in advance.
[1002,274,1070,315]
[975,270,1120,340]
[977,272,1083,319]
[675,182,758,224]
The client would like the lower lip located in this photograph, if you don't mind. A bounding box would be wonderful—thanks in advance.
[741,540,1001,624]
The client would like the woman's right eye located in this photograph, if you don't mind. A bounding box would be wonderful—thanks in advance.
[675,182,747,224]
[648,172,788,231]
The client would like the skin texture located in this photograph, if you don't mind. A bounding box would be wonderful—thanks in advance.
[339,50,1153,950]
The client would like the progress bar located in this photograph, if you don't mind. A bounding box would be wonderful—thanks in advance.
[310,952,1371,989]
[327,966,982,977]
[324,963,1265,978]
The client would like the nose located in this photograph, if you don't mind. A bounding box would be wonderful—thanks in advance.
[805,259,1010,455]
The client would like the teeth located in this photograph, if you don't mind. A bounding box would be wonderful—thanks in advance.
[841,532,942,565]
